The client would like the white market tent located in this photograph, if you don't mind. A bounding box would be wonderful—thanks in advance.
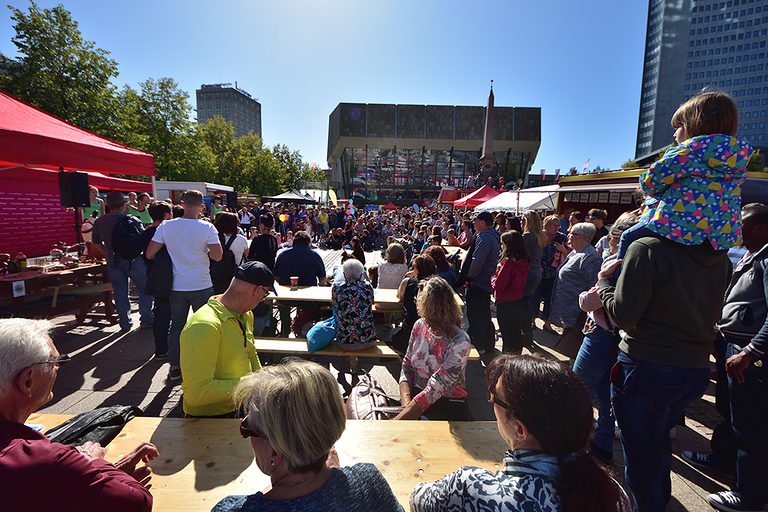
[474,185,559,213]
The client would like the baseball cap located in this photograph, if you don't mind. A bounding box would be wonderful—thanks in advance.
[235,261,276,293]
[472,211,494,225]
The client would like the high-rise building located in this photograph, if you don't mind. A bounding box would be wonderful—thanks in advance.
[326,99,541,204]
[196,83,261,138]
[636,0,768,162]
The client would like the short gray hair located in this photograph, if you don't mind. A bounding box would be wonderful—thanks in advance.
[0,319,54,396]
[342,258,365,280]
[571,222,597,241]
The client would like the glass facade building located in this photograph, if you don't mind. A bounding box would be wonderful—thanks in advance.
[327,103,541,204]
[636,0,768,161]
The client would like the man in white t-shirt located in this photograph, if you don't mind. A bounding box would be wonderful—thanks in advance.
[146,190,223,383]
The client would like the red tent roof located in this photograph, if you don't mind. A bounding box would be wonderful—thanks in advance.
[0,90,155,176]
[381,202,398,210]
[453,185,500,207]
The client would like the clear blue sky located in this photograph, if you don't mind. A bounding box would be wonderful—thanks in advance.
[1,0,650,174]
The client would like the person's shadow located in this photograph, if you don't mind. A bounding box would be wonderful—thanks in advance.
[148,417,263,493]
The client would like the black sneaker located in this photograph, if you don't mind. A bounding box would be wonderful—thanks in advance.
[706,491,764,512]
[680,450,734,479]
[168,367,182,383]
[154,352,168,360]
[589,440,614,465]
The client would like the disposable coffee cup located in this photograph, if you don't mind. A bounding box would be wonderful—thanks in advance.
[290,276,299,289]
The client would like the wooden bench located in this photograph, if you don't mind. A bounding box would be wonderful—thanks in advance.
[253,337,481,360]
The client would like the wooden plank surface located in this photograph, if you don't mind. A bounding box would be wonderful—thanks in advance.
[252,338,481,360]
[271,284,400,306]
[27,414,505,511]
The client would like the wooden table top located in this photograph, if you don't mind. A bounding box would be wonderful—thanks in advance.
[271,284,400,306]
[28,414,506,511]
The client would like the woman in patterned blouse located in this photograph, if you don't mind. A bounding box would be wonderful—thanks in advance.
[394,276,472,421]
[410,354,630,512]
[331,258,377,350]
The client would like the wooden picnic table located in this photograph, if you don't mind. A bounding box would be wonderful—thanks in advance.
[28,414,506,511]
[270,284,401,307]
[0,262,115,323]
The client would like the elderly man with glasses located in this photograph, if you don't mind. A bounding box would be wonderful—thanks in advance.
[0,318,158,511]
[179,261,274,417]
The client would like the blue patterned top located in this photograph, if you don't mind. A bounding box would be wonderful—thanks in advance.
[332,279,376,345]
[211,463,403,512]
[639,134,751,250]
[410,449,561,512]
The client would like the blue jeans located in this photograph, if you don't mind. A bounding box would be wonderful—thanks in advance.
[573,326,619,452]
[616,224,654,260]
[169,288,213,366]
[466,286,494,352]
[107,258,153,330]
[726,343,768,505]
[611,352,710,512]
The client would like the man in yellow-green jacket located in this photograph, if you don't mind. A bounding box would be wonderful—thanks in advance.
[180,261,274,416]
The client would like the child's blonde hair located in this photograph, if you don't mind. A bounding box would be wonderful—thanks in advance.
[671,91,738,139]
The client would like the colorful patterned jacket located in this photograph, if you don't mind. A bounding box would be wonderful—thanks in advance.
[639,134,751,250]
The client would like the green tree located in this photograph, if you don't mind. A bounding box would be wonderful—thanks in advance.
[746,148,766,173]
[0,2,119,134]
[272,143,310,189]
[621,158,640,169]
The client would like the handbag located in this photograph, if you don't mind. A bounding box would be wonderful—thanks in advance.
[345,374,404,420]
[45,405,142,446]
[307,316,337,353]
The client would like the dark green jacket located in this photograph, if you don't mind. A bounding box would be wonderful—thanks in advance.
[598,236,731,368]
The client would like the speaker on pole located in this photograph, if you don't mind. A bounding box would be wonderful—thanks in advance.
[59,171,90,207]
[226,191,238,208]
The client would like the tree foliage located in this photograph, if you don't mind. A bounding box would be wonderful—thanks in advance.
[0,2,321,195]
[0,2,118,134]
[621,158,640,169]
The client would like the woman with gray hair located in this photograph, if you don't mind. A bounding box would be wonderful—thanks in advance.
[331,258,377,350]
[550,222,601,334]
[212,360,403,511]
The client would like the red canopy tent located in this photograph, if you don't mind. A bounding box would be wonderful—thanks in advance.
[0,90,155,256]
[453,185,500,208]
[381,202,399,210]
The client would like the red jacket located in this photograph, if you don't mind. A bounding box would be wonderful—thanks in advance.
[0,421,152,512]
[492,259,530,303]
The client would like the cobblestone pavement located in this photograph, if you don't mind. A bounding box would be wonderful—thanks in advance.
[36,248,739,511]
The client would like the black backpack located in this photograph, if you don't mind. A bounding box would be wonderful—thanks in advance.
[112,215,145,261]
[210,234,238,293]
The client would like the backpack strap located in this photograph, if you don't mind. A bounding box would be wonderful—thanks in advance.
[224,234,237,250]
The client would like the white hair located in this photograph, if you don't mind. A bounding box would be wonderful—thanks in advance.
[0,319,54,396]
[572,222,597,241]
[342,258,365,280]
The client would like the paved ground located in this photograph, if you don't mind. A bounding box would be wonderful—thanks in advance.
[35,249,741,511]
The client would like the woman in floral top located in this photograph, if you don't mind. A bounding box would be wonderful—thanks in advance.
[331,259,377,350]
[395,276,472,421]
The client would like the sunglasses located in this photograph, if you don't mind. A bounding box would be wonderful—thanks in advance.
[488,386,512,411]
[239,416,266,439]
[30,354,71,367]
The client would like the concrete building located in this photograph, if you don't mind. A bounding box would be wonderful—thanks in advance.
[196,83,261,138]
[326,98,541,204]
[636,0,768,163]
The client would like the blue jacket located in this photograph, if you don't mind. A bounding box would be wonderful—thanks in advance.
[466,228,501,292]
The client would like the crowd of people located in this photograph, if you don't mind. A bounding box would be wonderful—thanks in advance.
[1,91,767,512]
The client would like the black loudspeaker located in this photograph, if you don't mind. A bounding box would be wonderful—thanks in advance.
[226,191,238,208]
[59,171,90,207]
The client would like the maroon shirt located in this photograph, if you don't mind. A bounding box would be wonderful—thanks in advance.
[0,420,152,512]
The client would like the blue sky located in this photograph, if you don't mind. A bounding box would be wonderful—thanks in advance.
[1,0,650,174]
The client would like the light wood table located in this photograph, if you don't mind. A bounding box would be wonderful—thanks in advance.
[271,284,401,307]
[28,414,505,511]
